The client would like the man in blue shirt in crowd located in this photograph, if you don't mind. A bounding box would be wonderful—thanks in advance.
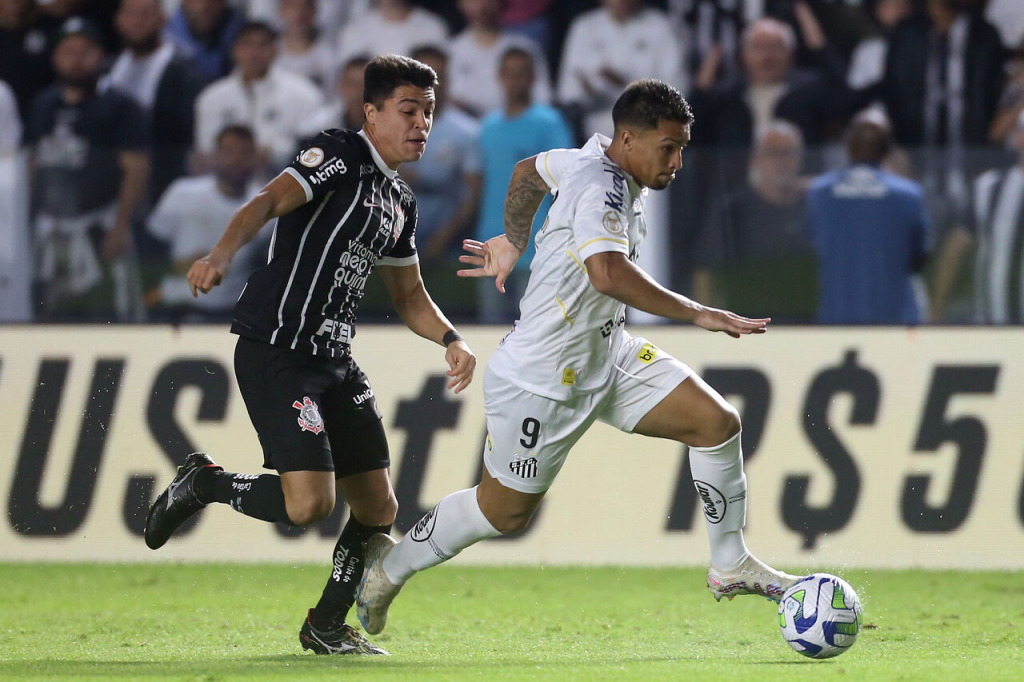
[806,116,930,324]
[476,45,572,323]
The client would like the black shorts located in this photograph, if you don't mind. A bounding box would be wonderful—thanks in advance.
[233,336,389,477]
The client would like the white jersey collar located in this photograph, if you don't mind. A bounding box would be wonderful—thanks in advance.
[585,133,645,198]
[357,128,399,179]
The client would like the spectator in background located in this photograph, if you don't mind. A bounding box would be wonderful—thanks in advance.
[806,117,930,325]
[670,0,747,85]
[247,0,361,42]
[299,55,369,137]
[166,0,243,83]
[477,46,572,323]
[448,0,552,118]
[147,124,264,321]
[107,0,202,205]
[336,0,447,68]
[880,0,1004,149]
[502,0,550,48]
[25,18,149,321]
[988,45,1024,146]
[971,111,1024,324]
[404,46,483,261]
[558,0,685,138]
[847,0,913,92]
[194,21,322,174]
[692,120,816,323]
[688,6,849,149]
[0,78,21,153]
[275,0,334,94]
[0,0,60,125]
[881,0,1004,323]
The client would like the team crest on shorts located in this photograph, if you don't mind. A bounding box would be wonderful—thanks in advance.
[293,396,324,434]
[509,453,539,479]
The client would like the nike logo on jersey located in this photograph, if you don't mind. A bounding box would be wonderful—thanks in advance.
[363,196,382,209]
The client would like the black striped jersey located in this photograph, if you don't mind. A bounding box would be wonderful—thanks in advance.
[231,128,418,357]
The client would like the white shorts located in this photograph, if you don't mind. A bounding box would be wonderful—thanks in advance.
[482,334,693,493]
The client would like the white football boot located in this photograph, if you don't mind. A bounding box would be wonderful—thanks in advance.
[707,553,801,603]
[355,533,402,635]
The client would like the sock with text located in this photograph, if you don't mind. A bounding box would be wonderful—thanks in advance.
[688,430,749,571]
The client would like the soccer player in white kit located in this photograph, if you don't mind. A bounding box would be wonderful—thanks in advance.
[356,79,799,636]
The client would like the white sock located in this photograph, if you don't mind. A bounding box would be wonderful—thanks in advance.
[382,486,501,585]
[688,430,749,571]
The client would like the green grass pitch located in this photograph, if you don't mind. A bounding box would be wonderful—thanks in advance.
[2,563,1022,681]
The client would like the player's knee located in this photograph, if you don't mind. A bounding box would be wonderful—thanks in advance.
[286,493,335,526]
[711,404,742,444]
[351,491,398,527]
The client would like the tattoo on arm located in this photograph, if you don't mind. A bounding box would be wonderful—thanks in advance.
[504,158,551,253]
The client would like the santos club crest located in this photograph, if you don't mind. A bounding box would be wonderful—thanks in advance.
[293,396,324,434]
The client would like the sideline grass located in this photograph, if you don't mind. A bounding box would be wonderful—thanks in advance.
[1,563,1022,681]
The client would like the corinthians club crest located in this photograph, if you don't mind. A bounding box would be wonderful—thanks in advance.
[293,396,324,434]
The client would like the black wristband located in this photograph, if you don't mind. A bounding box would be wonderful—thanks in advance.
[442,330,464,347]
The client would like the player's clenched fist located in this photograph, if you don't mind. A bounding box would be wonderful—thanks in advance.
[187,251,232,297]
[445,340,477,394]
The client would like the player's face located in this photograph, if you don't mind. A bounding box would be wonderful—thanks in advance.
[365,85,435,166]
[624,121,690,190]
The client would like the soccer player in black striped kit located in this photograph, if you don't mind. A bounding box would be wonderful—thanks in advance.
[144,55,477,656]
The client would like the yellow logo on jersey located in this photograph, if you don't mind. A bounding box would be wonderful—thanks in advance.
[638,343,658,364]
[562,368,576,386]
[486,434,494,452]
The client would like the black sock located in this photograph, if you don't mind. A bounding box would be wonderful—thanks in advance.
[311,516,392,630]
[194,468,291,524]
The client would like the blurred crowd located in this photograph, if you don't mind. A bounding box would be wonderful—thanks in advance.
[1,0,1023,325]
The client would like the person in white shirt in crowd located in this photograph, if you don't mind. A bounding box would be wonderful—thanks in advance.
[273,0,334,95]
[404,45,483,261]
[448,0,551,118]
[147,124,266,321]
[0,79,21,154]
[557,0,686,137]
[246,0,368,42]
[335,0,448,69]
[298,54,370,139]
[106,0,203,204]
[194,20,322,175]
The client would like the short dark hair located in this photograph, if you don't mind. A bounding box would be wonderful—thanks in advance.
[216,124,255,146]
[846,119,892,165]
[612,79,694,133]
[363,54,437,109]
[499,45,534,68]
[410,45,447,66]
[234,20,277,44]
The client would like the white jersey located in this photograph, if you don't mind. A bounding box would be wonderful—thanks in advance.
[488,134,648,401]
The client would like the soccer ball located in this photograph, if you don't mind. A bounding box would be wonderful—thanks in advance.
[777,573,863,659]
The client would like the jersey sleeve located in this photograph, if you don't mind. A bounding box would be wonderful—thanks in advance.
[379,193,419,267]
[535,148,578,193]
[282,131,359,203]
[572,181,631,263]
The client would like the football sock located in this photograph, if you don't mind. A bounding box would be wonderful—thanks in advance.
[382,486,500,585]
[193,468,292,524]
[687,430,749,571]
[311,516,391,630]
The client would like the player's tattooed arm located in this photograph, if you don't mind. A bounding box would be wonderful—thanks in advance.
[504,157,550,253]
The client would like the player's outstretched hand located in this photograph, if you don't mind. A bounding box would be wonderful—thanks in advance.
[457,235,521,293]
[694,307,770,338]
[445,340,477,394]
[187,251,231,297]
